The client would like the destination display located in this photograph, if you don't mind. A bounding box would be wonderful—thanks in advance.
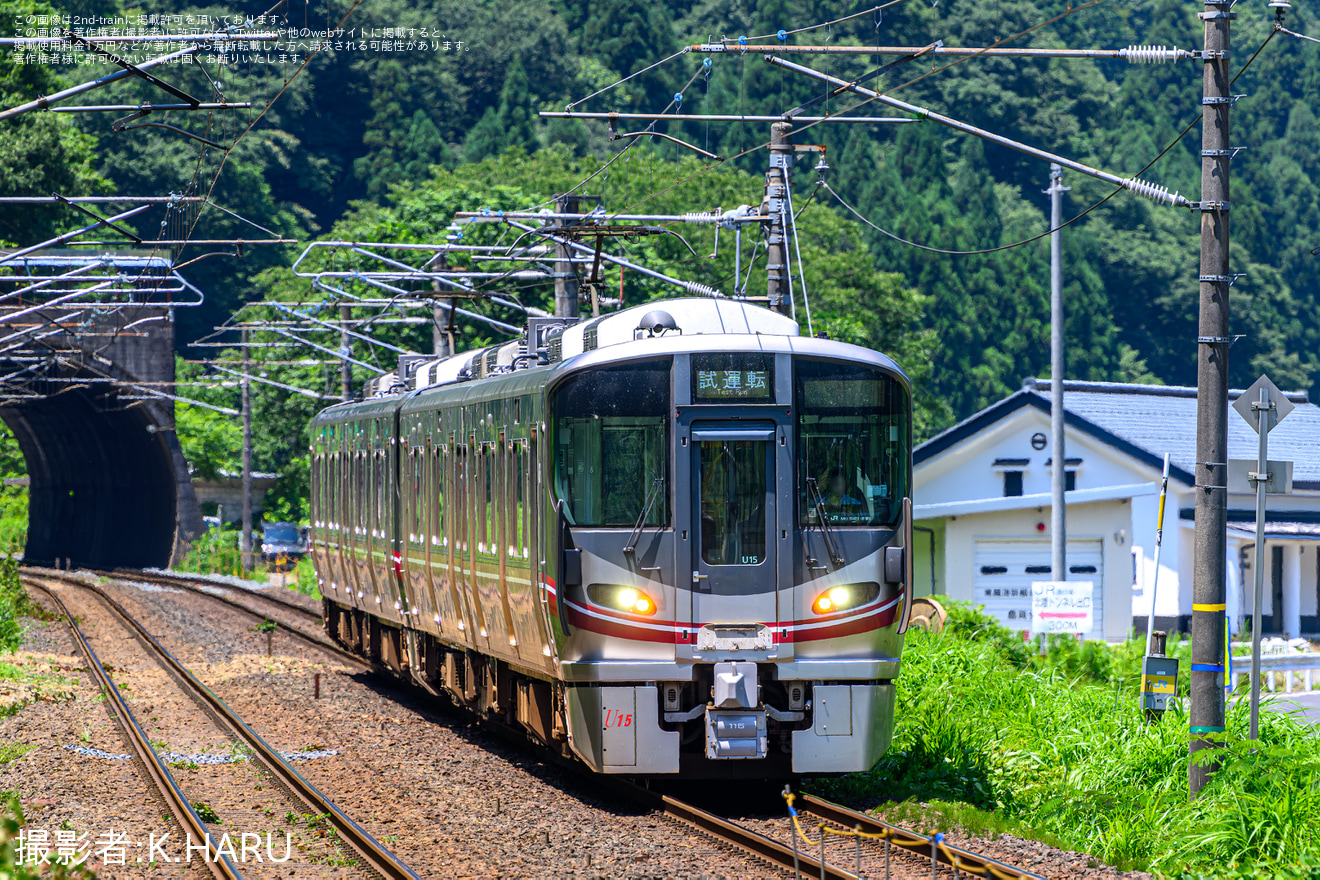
[691,355,774,401]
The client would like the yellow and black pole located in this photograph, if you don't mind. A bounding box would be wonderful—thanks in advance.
[1141,454,1177,723]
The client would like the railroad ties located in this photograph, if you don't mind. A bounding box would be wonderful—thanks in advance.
[34,567,1044,880]
[23,568,419,880]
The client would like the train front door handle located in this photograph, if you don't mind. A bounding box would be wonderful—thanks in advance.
[692,571,708,584]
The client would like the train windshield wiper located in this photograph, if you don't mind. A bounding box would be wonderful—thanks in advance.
[623,476,665,555]
[805,477,845,567]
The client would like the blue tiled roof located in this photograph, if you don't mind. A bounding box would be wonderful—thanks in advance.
[916,380,1320,488]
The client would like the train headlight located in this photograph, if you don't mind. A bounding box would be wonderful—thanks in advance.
[811,582,881,615]
[588,583,658,616]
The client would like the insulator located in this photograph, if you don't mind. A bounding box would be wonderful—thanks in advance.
[684,281,724,298]
[1122,44,1183,64]
[680,211,721,224]
[1123,177,1184,206]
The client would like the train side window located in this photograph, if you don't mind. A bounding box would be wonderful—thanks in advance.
[438,451,454,546]
[516,443,527,556]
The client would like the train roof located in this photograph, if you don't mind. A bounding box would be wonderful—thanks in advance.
[312,297,909,426]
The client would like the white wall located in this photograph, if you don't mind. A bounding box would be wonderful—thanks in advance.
[938,499,1134,641]
[917,407,1153,509]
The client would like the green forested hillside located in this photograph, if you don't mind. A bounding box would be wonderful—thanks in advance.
[3,0,1319,494]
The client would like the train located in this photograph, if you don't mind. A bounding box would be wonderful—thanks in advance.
[308,297,914,777]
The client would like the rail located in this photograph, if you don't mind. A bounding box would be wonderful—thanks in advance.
[795,793,1047,880]
[24,577,243,878]
[25,571,421,880]
[608,778,1043,880]
[97,568,366,669]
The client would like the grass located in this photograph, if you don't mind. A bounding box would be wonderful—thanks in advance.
[0,743,33,764]
[291,556,321,598]
[175,525,268,582]
[807,603,1320,878]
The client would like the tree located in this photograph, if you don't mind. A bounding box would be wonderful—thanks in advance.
[463,56,542,162]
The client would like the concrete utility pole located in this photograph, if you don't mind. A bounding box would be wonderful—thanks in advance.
[1047,164,1070,583]
[553,193,581,318]
[1189,0,1232,798]
[765,121,794,317]
[339,304,352,402]
[240,326,253,573]
[431,253,451,358]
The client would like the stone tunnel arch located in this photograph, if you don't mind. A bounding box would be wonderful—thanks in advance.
[0,309,203,570]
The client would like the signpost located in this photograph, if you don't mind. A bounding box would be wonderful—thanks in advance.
[1232,374,1295,741]
[1140,454,1177,723]
[1030,580,1094,636]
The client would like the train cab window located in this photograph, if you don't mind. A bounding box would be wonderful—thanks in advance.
[795,359,910,527]
[551,359,671,527]
[699,439,767,565]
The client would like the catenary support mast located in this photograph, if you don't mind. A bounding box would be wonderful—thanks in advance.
[1189,0,1232,798]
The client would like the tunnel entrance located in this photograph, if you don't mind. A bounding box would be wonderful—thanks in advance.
[0,367,195,569]
[0,255,206,569]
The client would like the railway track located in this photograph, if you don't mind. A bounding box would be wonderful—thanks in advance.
[621,782,1045,880]
[61,568,1045,879]
[24,571,421,880]
[96,567,367,670]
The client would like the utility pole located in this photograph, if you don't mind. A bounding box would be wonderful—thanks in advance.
[765,121,794,317]
[431,253,451,358]
[240,326,253,574]
[1047,164,1070,584]
[553,193,581,318]
[339,304,352,401]
[1189,0,1232,799]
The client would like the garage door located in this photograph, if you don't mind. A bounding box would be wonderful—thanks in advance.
[972,539,1104,638]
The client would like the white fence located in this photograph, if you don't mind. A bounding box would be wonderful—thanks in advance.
[1230,637,1320,693]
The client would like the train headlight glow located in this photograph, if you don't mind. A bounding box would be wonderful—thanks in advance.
[588,583,658,616]
[811,582,882,615]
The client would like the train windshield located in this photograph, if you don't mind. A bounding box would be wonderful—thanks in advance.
[551,359,671,527]
[795,359,909,527]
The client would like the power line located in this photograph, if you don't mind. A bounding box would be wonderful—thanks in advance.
[820,28,1279,257]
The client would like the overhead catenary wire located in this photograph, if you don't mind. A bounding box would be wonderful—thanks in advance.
[817,27,1279,256]
[611,0,1108,216]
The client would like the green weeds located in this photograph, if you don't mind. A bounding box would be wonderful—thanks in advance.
[810,602,1320,876]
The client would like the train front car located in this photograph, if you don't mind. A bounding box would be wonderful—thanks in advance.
[548,300,913,777]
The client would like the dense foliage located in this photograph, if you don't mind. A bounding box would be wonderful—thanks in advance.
[3,0,1320,508]
[812,604,1320,877]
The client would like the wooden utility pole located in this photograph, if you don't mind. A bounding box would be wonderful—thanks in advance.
[1189,0,1232,798]
[765,121,794,316]
[240,326,253,573]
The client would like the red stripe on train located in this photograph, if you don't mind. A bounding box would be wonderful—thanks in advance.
[562,602,898,644]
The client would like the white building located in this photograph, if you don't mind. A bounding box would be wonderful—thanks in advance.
[912,379,1320,641]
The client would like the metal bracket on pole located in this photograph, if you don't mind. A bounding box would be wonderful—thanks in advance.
[60,29,202,107]
[1201,95,1247,105]
[1191,201,1230,212]
[51,194,144,244]
[1197,334,1245,347]
[1201,147,1247,158]
[1198,274,1245,285]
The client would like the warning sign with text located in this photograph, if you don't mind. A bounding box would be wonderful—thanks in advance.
[1030,581,1094,636]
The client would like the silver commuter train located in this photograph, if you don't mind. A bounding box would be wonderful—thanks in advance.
[308,297,914,778]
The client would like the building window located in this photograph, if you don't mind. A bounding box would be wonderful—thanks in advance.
[1003,471,1023,497]
[1065,470,1077,492]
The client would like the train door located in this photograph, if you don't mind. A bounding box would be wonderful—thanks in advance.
[687,423,779,628]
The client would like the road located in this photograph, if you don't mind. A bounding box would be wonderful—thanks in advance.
[1261,691,1320,727]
